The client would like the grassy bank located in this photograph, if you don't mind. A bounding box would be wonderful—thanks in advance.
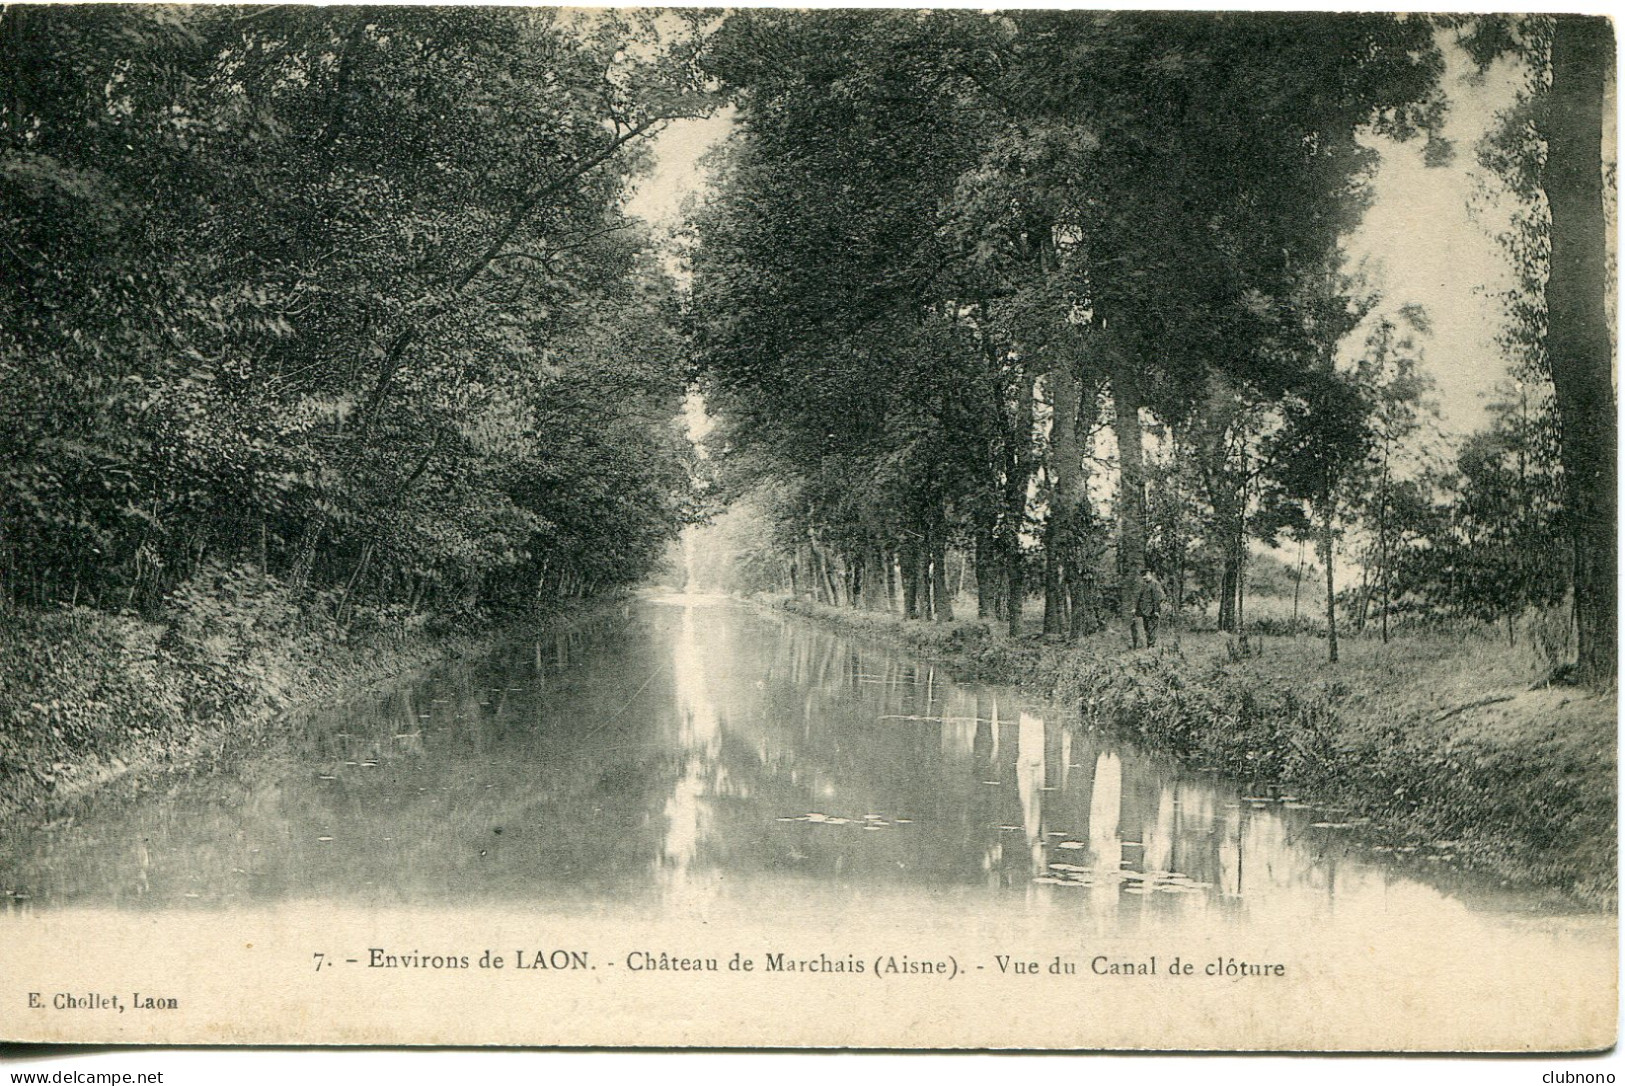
[777,597,1617,907]
[0,571,613,828]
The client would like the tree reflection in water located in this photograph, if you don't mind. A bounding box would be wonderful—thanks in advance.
[0,597,1599,944]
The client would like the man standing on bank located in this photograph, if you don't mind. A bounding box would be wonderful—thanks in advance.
[1133,567,1167,648]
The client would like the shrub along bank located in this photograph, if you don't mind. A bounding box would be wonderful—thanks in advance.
[0,566,607,827]
[778,597,1617,907]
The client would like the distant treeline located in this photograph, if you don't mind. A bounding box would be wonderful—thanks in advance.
[0,8,710,631]
[686,12,1614,681]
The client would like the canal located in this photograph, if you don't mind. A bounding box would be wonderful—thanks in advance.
[1,595,1613,1049]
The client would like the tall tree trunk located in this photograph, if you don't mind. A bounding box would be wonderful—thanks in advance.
[1004,537,1024,636]
[1218,561,1238,633]
[974,525,1000,620]
[1378,461,1392,645]
[901,544,920,620]
[809,526,839,605]
[1004,371,1036,637]
[1321,501,1339,664]
[1233,515,1247,636]
[914,541,933,621]
[1234,427,1248,638]
[1110,357,1147,621]
[1292,535,1306,623]
[1168,424,1188,627]
[1064,568,1093,640]
[863,545,885,611]
[877,543,890,611]
[1043,362,1089,639]
[930,522,954,623]
[1355,559,1371,633]
[1042,514,1065,638]
[1546,15,1617,687]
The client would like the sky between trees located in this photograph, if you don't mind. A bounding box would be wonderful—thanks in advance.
[630,26,1540,437]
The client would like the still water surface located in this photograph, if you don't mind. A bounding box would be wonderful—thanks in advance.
[1,596,1610,943]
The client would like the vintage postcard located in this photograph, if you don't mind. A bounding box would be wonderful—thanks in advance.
[0,5,1615,1054]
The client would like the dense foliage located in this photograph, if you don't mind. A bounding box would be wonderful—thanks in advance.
[0,7,706,629]
[686,11,1613,683]
[1456,15,1616,683]
[689,11,1442,644]
[0,7,1612,701]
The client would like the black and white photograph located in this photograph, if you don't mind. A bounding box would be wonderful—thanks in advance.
[0,3,1616,1058]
